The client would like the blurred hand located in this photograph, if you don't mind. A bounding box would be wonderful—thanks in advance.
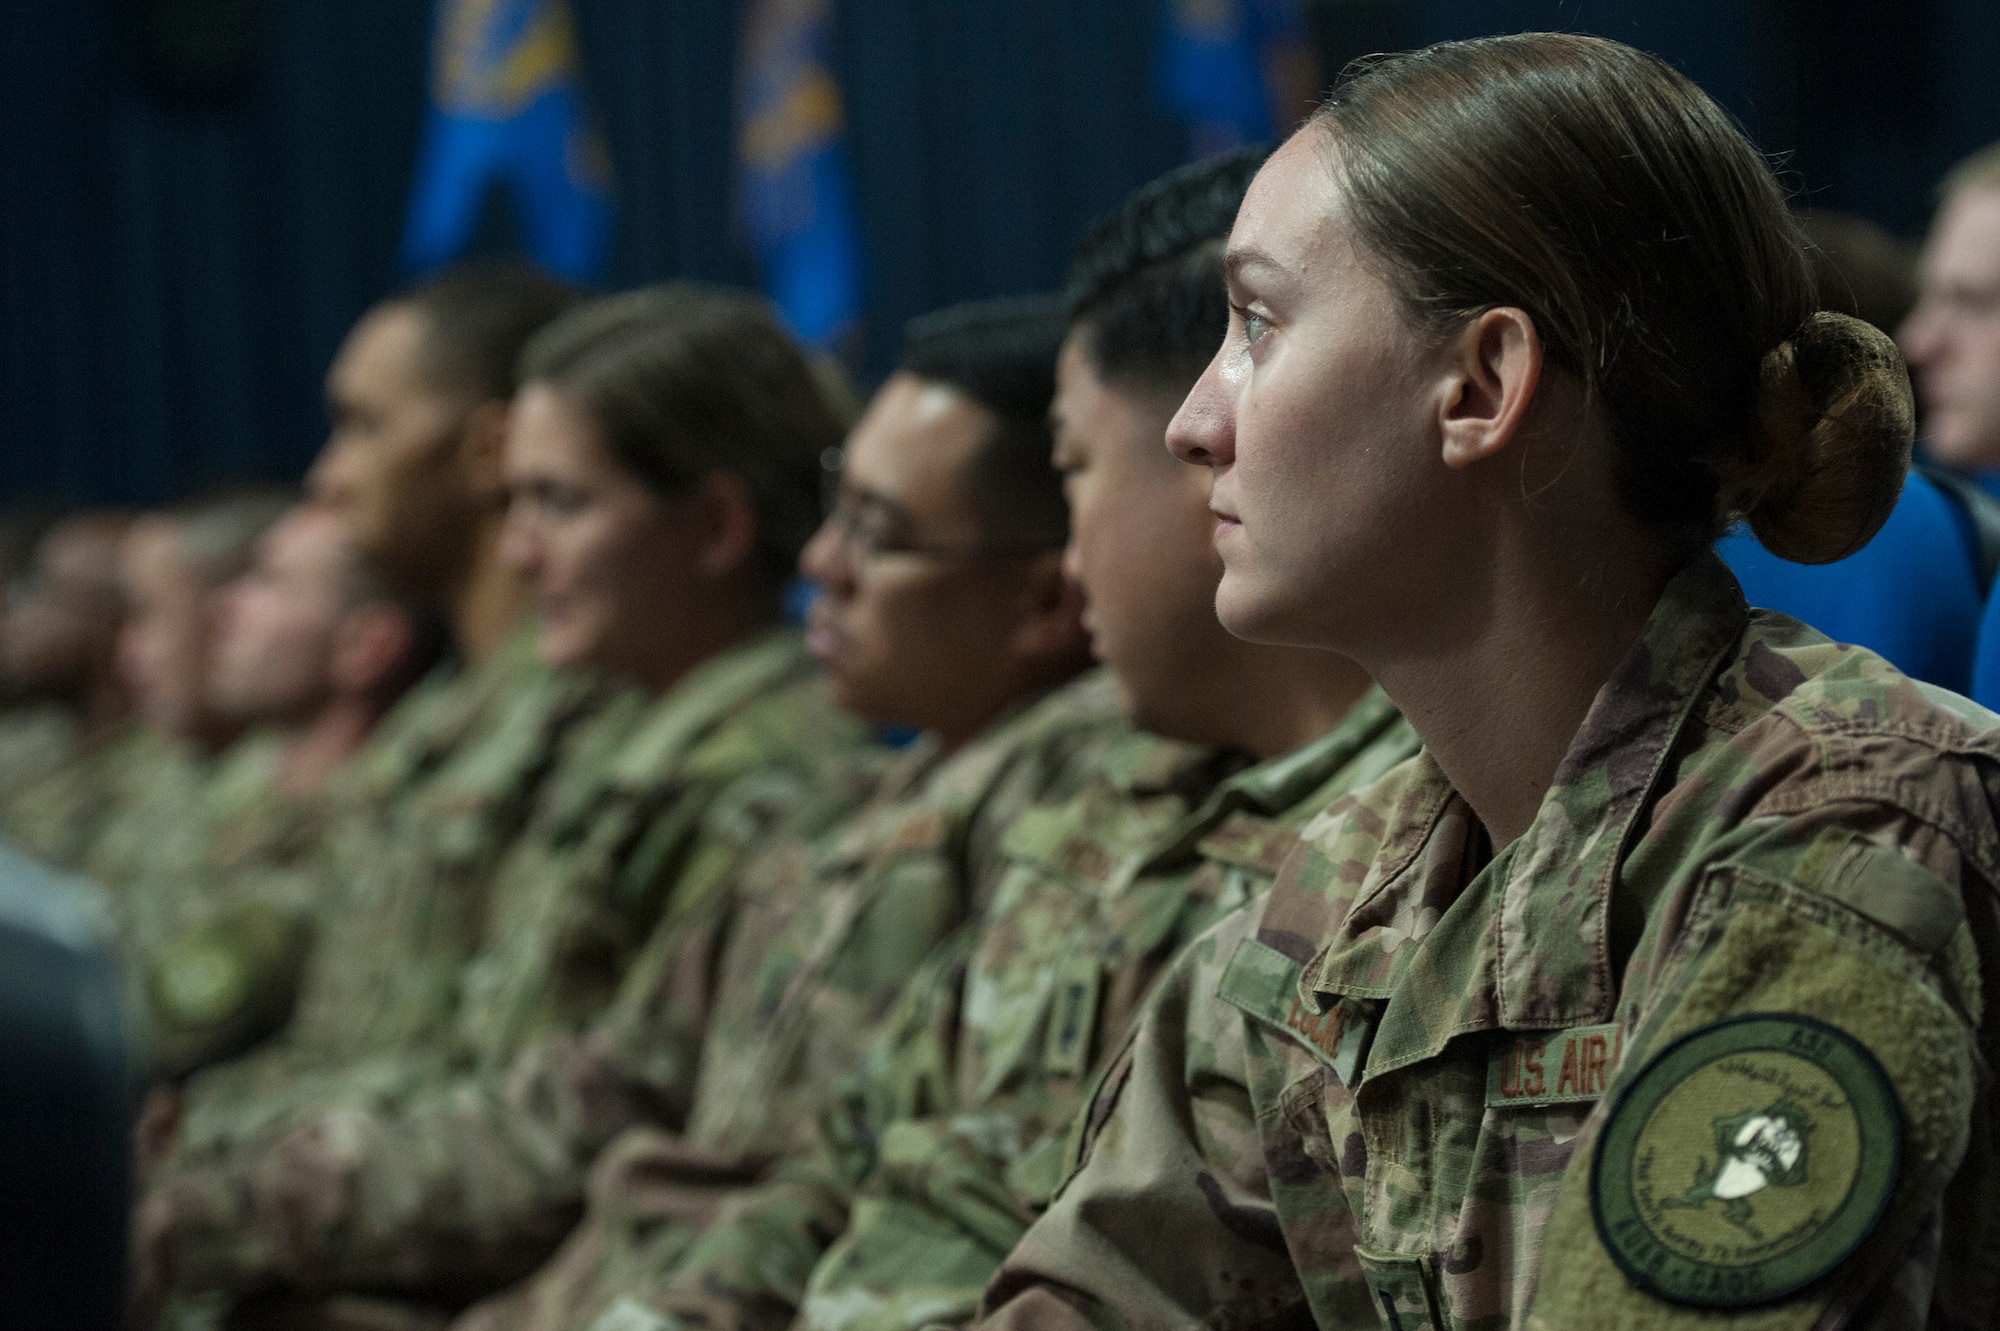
[133,1084,183,1179]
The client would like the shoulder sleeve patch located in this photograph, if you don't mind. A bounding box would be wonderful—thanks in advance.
[154,940,249,1027]
[1217,936,1374,1083]
[1589,1012,1901,1309]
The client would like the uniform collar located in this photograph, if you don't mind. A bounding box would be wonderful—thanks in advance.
[1235,687,1407,815]
[1306,555,1749,1073]
[603,626,814,789]
[817,669,1118,871]
[1124,685,1410,883]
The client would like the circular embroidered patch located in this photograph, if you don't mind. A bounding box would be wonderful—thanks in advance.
[1590,1013,1900,1309]
[155,940,247,1027]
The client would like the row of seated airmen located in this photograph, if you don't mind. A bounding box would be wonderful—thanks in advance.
[0,107,1995,1331]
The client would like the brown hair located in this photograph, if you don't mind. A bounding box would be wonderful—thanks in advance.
[1313,34,1913,563]
[519,284,845,581]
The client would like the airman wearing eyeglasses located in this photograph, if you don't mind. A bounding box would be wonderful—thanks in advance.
[1904,142,2000,474]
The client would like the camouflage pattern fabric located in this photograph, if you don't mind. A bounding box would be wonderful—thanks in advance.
[594,691,1415,1331]
[150,629,878,1316]
[200,729,330,879]
[130,730,344,1080]
[2,719,166,869]
[166,628,613,1152]
[288,629,622,1068]
[4,715,334,1081]
[448,670,1181,1331]
[784,690,1417,1331]
[0,700,82,829]
[967,553,2000,1331]
[84,730,215,899]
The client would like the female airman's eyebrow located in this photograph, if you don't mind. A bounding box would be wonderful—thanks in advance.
[1223,247,1287,285]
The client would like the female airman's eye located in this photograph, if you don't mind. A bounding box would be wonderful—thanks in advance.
[1229,302,1271,348]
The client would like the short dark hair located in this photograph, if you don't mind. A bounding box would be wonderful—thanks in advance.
[520,284,848,582]
[394,260,582,403]
[1066,146,1270,396]
[899,296,1069,549]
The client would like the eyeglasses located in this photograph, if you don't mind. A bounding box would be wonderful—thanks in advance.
[819,492,1054,566]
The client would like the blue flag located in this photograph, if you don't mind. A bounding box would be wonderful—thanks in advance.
[401,0,614,282]
[1160,0,1311,158]
[737,0,865,349]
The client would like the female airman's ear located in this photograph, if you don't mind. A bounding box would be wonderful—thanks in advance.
[693,471,762,582]
[1438,307,1543,470]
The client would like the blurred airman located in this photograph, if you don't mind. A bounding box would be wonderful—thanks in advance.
[0,511,131,857]
[138,286,882,1329]
[584,147,1419,1331]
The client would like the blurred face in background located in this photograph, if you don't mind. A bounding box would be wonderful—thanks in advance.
[310,303,485,589]
[500,381,705,686]
[1052,334,1241,738]
[209,507,348,727]
[3,518,127,698]
[118,518,216,739]
[800,373,1065,741]
[1903,186,2000,468]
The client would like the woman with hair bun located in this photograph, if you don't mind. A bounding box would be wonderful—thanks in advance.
[969,33,1998,1331]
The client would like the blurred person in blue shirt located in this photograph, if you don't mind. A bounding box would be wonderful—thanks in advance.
[1895,152,2000,709]
[1904,144,2000,489]
[1719,206,2000,696]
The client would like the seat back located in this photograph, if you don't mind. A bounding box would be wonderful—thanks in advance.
[1720,469,1983,695]
[0,848,131,1331]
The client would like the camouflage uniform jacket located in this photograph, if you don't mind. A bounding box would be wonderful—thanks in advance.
[133,730,344,1080]
[84,730,215,898]
[155,629,878,1307]
[3,719,169,869]
[200,728,329,877]
[969,554,2000,1331]
[446,670,1169,1331]
[594,693,1417,1331]
[169,626,612,1164]
[0,700,81,828]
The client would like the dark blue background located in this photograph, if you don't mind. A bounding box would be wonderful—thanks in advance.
[2,0,1994,504]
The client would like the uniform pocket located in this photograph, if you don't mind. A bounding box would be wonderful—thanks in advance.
[1354,1247,1447,1331]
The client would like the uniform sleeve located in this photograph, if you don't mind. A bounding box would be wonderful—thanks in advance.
[635,1124,870,1331]
[972,908,1314,1331]
[1529,820,1991,1330]
[155,783,762,1301]
[788,1113,1051,1331]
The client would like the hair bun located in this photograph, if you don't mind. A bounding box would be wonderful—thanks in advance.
[1719,311,1914,564]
